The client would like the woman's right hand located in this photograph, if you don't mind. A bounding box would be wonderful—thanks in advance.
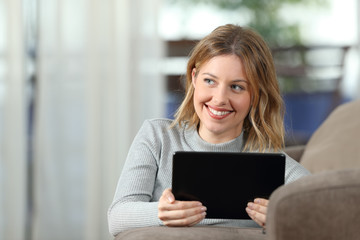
[158,188,207,227]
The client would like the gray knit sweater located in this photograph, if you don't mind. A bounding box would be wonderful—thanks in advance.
[108,119,310,236]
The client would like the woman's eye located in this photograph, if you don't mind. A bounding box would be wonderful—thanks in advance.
[204,78,215,85]
[231,84,245,91]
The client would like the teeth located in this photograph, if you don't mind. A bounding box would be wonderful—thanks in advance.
[209,107,230,116]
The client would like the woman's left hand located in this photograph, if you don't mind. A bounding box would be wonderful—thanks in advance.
[245,198,268,227]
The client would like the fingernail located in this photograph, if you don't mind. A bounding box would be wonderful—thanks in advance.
[201,207,207,212]
[168,196,174,203]
[255,199,261,204]
[246,207,253,215]
[248,202,253,209]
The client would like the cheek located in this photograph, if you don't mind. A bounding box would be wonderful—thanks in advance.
[193,86,210,103]
[233,94,251,112]
[193,88,201,110]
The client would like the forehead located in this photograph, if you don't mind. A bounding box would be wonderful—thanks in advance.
[198,54,247,79]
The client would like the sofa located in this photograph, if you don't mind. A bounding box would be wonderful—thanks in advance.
[115,99,360,240]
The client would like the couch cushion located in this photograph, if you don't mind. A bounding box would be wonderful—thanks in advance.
[114,226,265,240]
[300,99,360,173]
[284,145,305,162]
[266,168,360,240]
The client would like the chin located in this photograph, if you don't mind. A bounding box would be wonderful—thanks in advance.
[204,124,228,135]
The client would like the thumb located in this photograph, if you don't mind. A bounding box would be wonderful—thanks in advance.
[163,188,175,203]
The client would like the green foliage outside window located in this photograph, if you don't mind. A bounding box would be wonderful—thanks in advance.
[168,0,328,47]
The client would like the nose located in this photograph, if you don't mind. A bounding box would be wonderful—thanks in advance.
[213,85,228,106]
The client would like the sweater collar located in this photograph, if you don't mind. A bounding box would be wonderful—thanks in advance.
[183,123,245,152]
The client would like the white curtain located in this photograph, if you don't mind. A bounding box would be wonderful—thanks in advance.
[1,0,164,239]
[0,0,27,240]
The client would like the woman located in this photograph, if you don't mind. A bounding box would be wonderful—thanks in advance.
[108,24,310,236]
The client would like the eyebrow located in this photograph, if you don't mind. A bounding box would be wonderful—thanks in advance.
[202,72,248,83]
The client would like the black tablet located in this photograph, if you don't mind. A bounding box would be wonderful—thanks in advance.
[172,151,285,219]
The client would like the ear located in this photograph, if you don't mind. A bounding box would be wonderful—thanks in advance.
[191,68,197,87]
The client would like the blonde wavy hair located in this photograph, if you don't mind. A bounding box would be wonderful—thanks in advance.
[172,24,285,152]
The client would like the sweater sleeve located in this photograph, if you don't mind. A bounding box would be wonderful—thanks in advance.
[108,120,163,236]
[284,154,311,184]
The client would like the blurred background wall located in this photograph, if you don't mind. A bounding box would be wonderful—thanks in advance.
[0,0,359,239]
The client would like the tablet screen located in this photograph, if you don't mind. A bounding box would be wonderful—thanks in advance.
[172,151,285,219]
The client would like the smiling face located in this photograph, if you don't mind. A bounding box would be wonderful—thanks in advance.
[192,54,252,144]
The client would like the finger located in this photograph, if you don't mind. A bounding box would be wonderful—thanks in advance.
[188,215,205,227]
[245,207,266,227]
[247,202,267,215]
[254,198,269,207]
[184,211,207,227]
[159,199,203,211]
[161,188,175,203]
[159,204,206,220]
[160,205,206,221]
[163,211,206,227]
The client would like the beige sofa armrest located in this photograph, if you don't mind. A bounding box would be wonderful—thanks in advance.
[284,145,306,162]
[266,168,360,240]
[300,100,360,173]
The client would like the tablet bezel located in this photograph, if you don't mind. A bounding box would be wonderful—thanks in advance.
[172,151,285,219]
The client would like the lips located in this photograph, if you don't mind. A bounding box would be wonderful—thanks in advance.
[206,105,233,119]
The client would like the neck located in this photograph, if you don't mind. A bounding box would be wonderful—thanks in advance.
[198,125,243,144]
